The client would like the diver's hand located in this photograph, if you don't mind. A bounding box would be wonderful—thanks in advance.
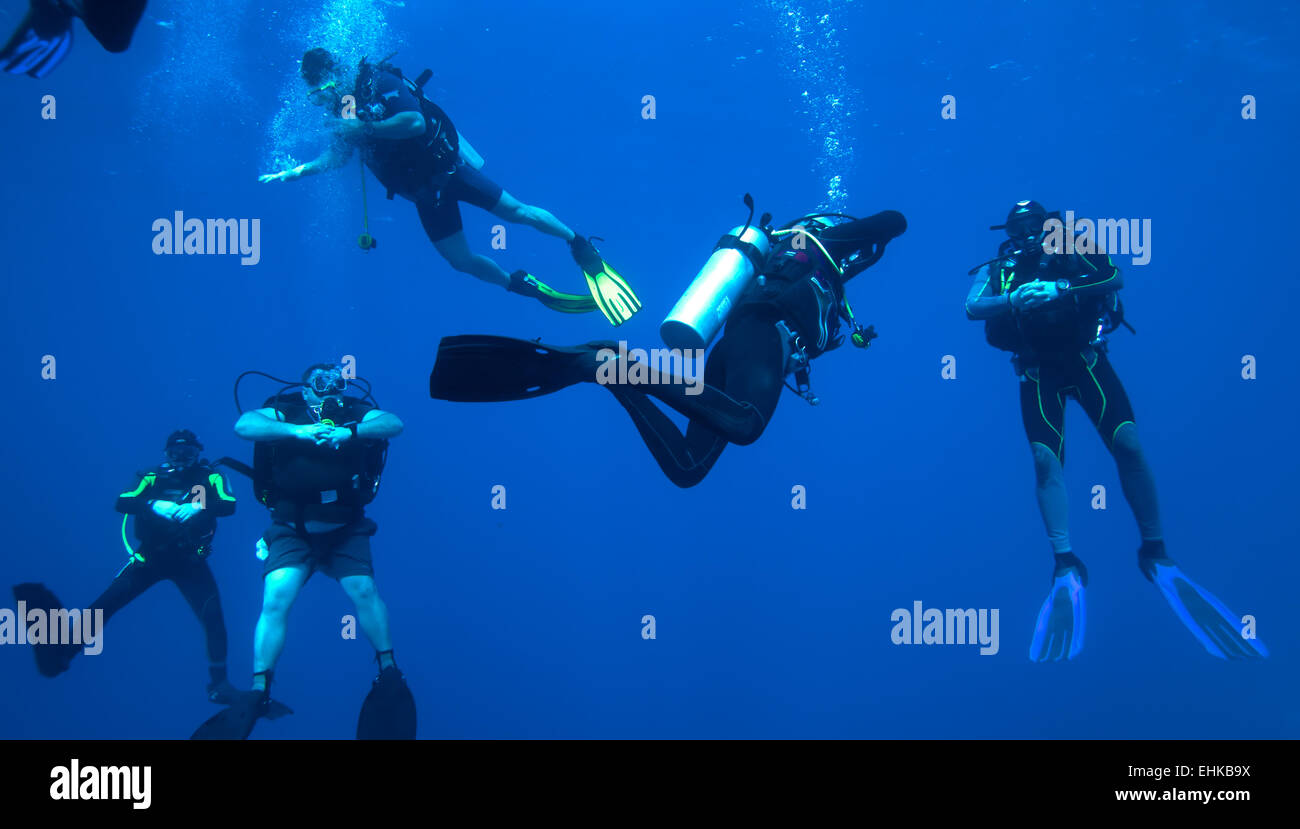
[319,426,352,450]
[150,500,180,520]
[1021,280,1061,310]
[173,503,204,523]
[258,166,303,183]
[291,423,330,443]
[1012,280,1054,311]
[1009,283,1035,312]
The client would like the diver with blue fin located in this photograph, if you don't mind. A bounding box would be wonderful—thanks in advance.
[430,197,906,488]
[257,48,640,327]
[11,429,241,702]
[193,364,413,739]
[966,199,1268,662]
[1,0,147,78]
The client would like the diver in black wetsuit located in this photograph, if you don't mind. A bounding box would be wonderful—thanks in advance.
[12,430,240,702]
[967,199,1267,662]
[429,207,907,488]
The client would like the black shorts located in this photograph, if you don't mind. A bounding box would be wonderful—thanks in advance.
[261,518,378,581]
[1019,349,1136,463]
[415,164,504,243]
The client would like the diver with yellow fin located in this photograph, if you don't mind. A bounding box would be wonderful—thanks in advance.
[258,48,641,327]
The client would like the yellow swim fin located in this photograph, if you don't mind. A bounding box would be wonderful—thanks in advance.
[569,235,642,326]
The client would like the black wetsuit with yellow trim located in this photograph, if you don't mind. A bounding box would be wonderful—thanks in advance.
[608,211,906,488]
[969,246,1132,461]
[90,462,238,664]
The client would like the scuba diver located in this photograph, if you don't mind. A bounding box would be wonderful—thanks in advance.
[965,199,1267,662]
[256,48,641,327]
[11,429,240,703]
[1,0,147,78]
[192,364,411,740]
[430,197,907,488]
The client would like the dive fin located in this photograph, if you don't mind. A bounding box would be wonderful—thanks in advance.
[569,235,642,327]
[1028,556,1087,662]
[1,2,73,79]
[79,0,148,53]
[1144,559,1267,660]
[11,582,79,676]
[357,666,417,740]
[190,690,293,740]
[429,335,612,403]
[508,270,598,315]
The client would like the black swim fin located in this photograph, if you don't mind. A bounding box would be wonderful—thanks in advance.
[356,666,417,740]
[429,335,613,403]
[11,582,79,677]
[190,690,293,740]
[79,0,147,53]
[1,1,73,79]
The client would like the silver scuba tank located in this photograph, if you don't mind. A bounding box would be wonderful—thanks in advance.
[660,225,773,351]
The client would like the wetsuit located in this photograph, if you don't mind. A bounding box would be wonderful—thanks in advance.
[256,396,385,580]
[967,245,1130,459]
[609,211,907,487]
[91,462,238,669]
[967,241,1161,554]
[353,65,503,243]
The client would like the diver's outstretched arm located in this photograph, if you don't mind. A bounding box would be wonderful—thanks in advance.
[258,140,354,184]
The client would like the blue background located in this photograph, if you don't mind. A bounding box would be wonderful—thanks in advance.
[1,0,1295,738]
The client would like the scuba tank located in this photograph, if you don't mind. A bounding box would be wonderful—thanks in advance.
[660,195,773,351]
[660,225,772,351]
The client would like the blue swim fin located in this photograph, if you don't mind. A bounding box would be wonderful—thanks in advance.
[1,2,73,79]
[1028,553,1087,662]
[1141,550,1267,660]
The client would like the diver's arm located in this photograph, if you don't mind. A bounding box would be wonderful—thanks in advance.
[260,141,354,183]
[372,111,425,139]
[115,474,157,515]
[821,211,908,261]
[965,267,1012,320]
[293,141,355,178]
[1063,253,1123,297]
[235,407,312,442]
[336,112,425,141]
[204,469,237,517]
[358,409,403,439]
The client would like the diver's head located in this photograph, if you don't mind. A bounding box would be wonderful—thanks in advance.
[302,47,343,106]
[1003,200,1049,249]
[164,429,203,471]
[301,363,347,422]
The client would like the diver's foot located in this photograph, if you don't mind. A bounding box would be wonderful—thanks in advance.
[207,678,239,705]
[568,234,604,273]
[373,664,404,687]
[1137,539,1172,581]
[573,340,622,379]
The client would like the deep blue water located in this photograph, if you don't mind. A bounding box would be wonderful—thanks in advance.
[1,0,1296,739]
